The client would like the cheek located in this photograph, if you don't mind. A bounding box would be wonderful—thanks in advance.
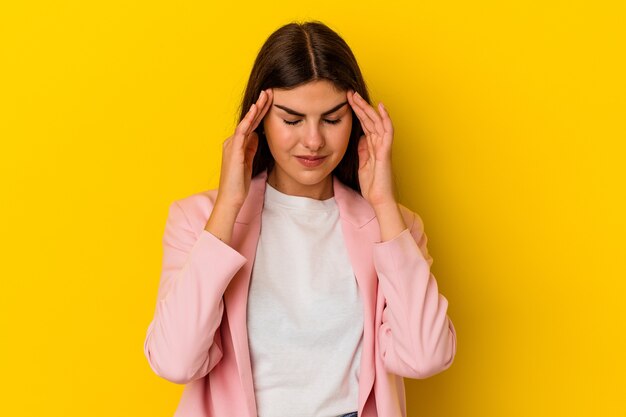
[264,115,291,136]
[263,118,292,154]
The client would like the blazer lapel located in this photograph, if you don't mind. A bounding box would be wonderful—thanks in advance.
[223,171,267,417]
[333,177,380,416]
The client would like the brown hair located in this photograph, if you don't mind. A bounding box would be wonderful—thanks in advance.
[237,20,371,193]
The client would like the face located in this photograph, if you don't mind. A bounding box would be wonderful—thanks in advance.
[262,79,352,200]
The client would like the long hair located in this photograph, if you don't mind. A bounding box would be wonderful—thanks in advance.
[237,21,371,193]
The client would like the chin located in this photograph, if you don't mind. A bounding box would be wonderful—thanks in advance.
[292,170,332,185]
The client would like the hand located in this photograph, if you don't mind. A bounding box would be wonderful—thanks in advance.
[347,90,396,208]
[216,89,273,211]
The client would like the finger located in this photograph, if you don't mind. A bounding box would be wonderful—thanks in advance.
[255,88,273,129]
[352,103,375,136]
[346,90,357,110]
[350,104,369,135]
[346,89,355,104]
[350,92,378,135]
[354,92,384,136]
[247,90,267,133]
[235,103,258,140]
[348,91,374,135]
[366,129,375,159]
[258,88,273,116]
[250,89,272,132]
[378,102,394,135]
[347,92,364,131]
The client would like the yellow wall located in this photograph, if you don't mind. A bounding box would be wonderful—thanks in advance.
[1,1,624,415]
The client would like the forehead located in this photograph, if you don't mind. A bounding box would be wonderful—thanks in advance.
[272,80,346,113]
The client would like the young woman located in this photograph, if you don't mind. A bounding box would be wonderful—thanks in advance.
[144,21,457,417]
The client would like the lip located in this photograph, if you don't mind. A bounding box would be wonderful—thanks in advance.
[295,155,327,168]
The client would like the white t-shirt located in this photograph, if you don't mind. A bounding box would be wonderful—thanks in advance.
[247,182,364,417]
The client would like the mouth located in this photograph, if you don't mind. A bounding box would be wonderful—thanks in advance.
[296,155,326,160]
[295,155,327,168]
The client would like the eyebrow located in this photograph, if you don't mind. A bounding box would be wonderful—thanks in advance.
[273,101,348,117]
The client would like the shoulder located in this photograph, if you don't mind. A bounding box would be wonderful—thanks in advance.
[165,171,268,234]
[173,187,219,210]
[333,178,426,235]
[165,187,219,236]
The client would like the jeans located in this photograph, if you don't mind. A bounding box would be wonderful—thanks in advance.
[339,413,358,417]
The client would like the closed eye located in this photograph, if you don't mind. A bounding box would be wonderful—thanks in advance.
[282,119,342,126]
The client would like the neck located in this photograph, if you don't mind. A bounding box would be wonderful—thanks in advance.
[267,169,334,200]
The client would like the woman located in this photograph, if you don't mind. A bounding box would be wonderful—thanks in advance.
[144,21,457,417]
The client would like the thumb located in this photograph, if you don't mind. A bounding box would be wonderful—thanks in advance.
[357,135,369,169]
[244,132,259,167]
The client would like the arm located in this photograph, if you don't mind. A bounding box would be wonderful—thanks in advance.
[346,90,456,377]
[143,200,247,384]
[144,89,272,384]
[373,208,457,379]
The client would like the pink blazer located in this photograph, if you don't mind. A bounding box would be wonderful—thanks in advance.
[144,170,457,416]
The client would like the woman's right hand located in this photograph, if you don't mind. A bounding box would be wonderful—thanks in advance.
[205,89,273,244]
[216,89,273,210]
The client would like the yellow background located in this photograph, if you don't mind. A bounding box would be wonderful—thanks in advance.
[1,0,624,415]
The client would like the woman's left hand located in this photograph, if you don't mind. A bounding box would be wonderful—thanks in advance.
[347,90,397,209]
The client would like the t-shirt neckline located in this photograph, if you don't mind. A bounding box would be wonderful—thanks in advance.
[264,181,337,211]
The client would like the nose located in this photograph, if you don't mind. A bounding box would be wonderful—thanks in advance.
[302,123,325,151]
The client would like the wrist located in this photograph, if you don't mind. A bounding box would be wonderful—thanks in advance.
[371,199,399,215]
[372,200,406,242]
[214,194,244,215]
[204,200,240,245]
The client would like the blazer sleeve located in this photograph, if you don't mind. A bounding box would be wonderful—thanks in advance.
[143,200,247,384]
[373,209,457,379]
